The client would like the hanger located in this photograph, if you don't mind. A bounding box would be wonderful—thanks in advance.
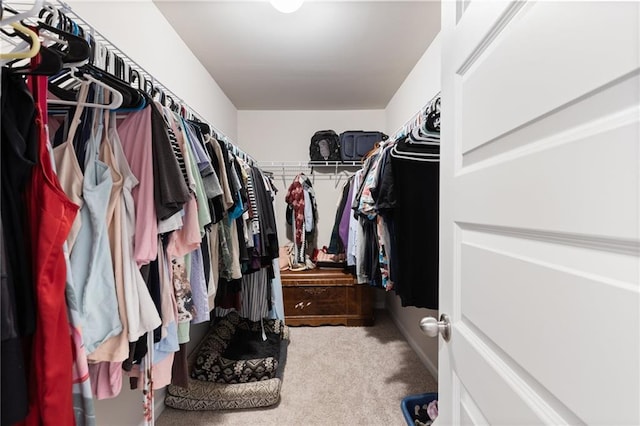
[48,67,123,109]
[408,125,439,145]
[38,3,60,28]
[0,22,40,59]
[391,135,439,159]
[7,43,62,75]
[390,146,439,163]
[37,22,90,66]
[0,0,44,26]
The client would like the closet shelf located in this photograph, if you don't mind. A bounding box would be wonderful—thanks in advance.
[259,161,361,167]
[258,161,360,185]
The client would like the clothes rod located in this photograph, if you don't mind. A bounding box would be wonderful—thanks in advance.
[392,91,441,141]
[10,0,255,165]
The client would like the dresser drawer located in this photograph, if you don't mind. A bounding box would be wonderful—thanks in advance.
[283,286,347,317]
[280,269,375,326]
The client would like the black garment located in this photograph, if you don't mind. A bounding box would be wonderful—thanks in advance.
[201,233,211,291]
[1,72,38,337]
[252,167,279,264]
[236,216,250,273]
[0,71,37,426]
[1,220,18,341]
[2,338,29,424]
[147,258,163,343]
[50,109,71,148]
[74,85,95,170]
[327,180,351,254]
[222,329,281,361]
[362,217,382,288]
[391,138,439,309]
[188,120,211,140]
[204,140,225,224]
[1,219,29,425]
[232,155,249,213]
[149,100,190,220]
[372,147,395,213]
[214,278,242,310]
[129,258,162,370]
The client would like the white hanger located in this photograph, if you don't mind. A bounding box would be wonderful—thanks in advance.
[0,0,44,26]
[390,145,439,163]
[48,68,124,109]
[408,126,440,145]
[390,150,439,163]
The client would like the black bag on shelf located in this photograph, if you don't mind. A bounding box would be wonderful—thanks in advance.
[339,131,388,162]
[309,130,341,162]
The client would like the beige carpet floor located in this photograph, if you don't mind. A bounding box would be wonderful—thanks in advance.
[157,310,437,426]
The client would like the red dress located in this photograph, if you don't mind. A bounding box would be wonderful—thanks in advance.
[22,70,79,426]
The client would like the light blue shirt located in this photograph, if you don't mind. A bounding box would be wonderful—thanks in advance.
[70,123,121,354]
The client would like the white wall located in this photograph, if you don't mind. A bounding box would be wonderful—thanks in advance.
[384,33,442,380]
[64,2,239,424]
[238,110,386,249]
[66,0,238,140]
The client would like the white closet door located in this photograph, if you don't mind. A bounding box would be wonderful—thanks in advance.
[437,1,640,424]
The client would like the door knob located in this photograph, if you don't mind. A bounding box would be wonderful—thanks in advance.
[419,313,451,342]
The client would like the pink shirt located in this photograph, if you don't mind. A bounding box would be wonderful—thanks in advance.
[117,107,158,266]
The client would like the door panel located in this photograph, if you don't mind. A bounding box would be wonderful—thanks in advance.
[456,116,639,238]
[439,1,640,425]
[460,386,490,426]
[458,1,639,154]
[453,326,575,425]
[461,243,638,423]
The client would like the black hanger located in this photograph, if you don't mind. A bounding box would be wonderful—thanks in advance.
[144,78,153,96]
[128,68,137,87]
[0,19,63,76]
[36,22,91,65]
[190,119,211,137]
[47,64,143,109]
[11,45,63,76]
[171,98,181,114]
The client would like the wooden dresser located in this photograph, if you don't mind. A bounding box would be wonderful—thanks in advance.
[280,268,374,326]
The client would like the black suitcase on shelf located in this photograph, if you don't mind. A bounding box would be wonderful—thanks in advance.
[339,131,388,162]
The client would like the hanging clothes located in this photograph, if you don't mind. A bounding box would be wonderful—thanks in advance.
[52,82,88,252]
[68,90,121,355]
[389,137,439,309]
[327,178,352,254]
[109,110,161,343]
[87,98,129,364]
[23,68,79,426]
[285,173,317,266]
[49,84,96,424]
[149,100,190,221]
[0,70,38,426]
[1,8,283,421]
[117,106,158,266]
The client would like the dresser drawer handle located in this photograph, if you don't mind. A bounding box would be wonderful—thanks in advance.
[303,288,328,296]
[294,301,312,309]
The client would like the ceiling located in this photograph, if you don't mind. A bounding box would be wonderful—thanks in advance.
[154,0,440,110]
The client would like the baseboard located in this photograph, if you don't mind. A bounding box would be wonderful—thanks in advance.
[387,308,438,380]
